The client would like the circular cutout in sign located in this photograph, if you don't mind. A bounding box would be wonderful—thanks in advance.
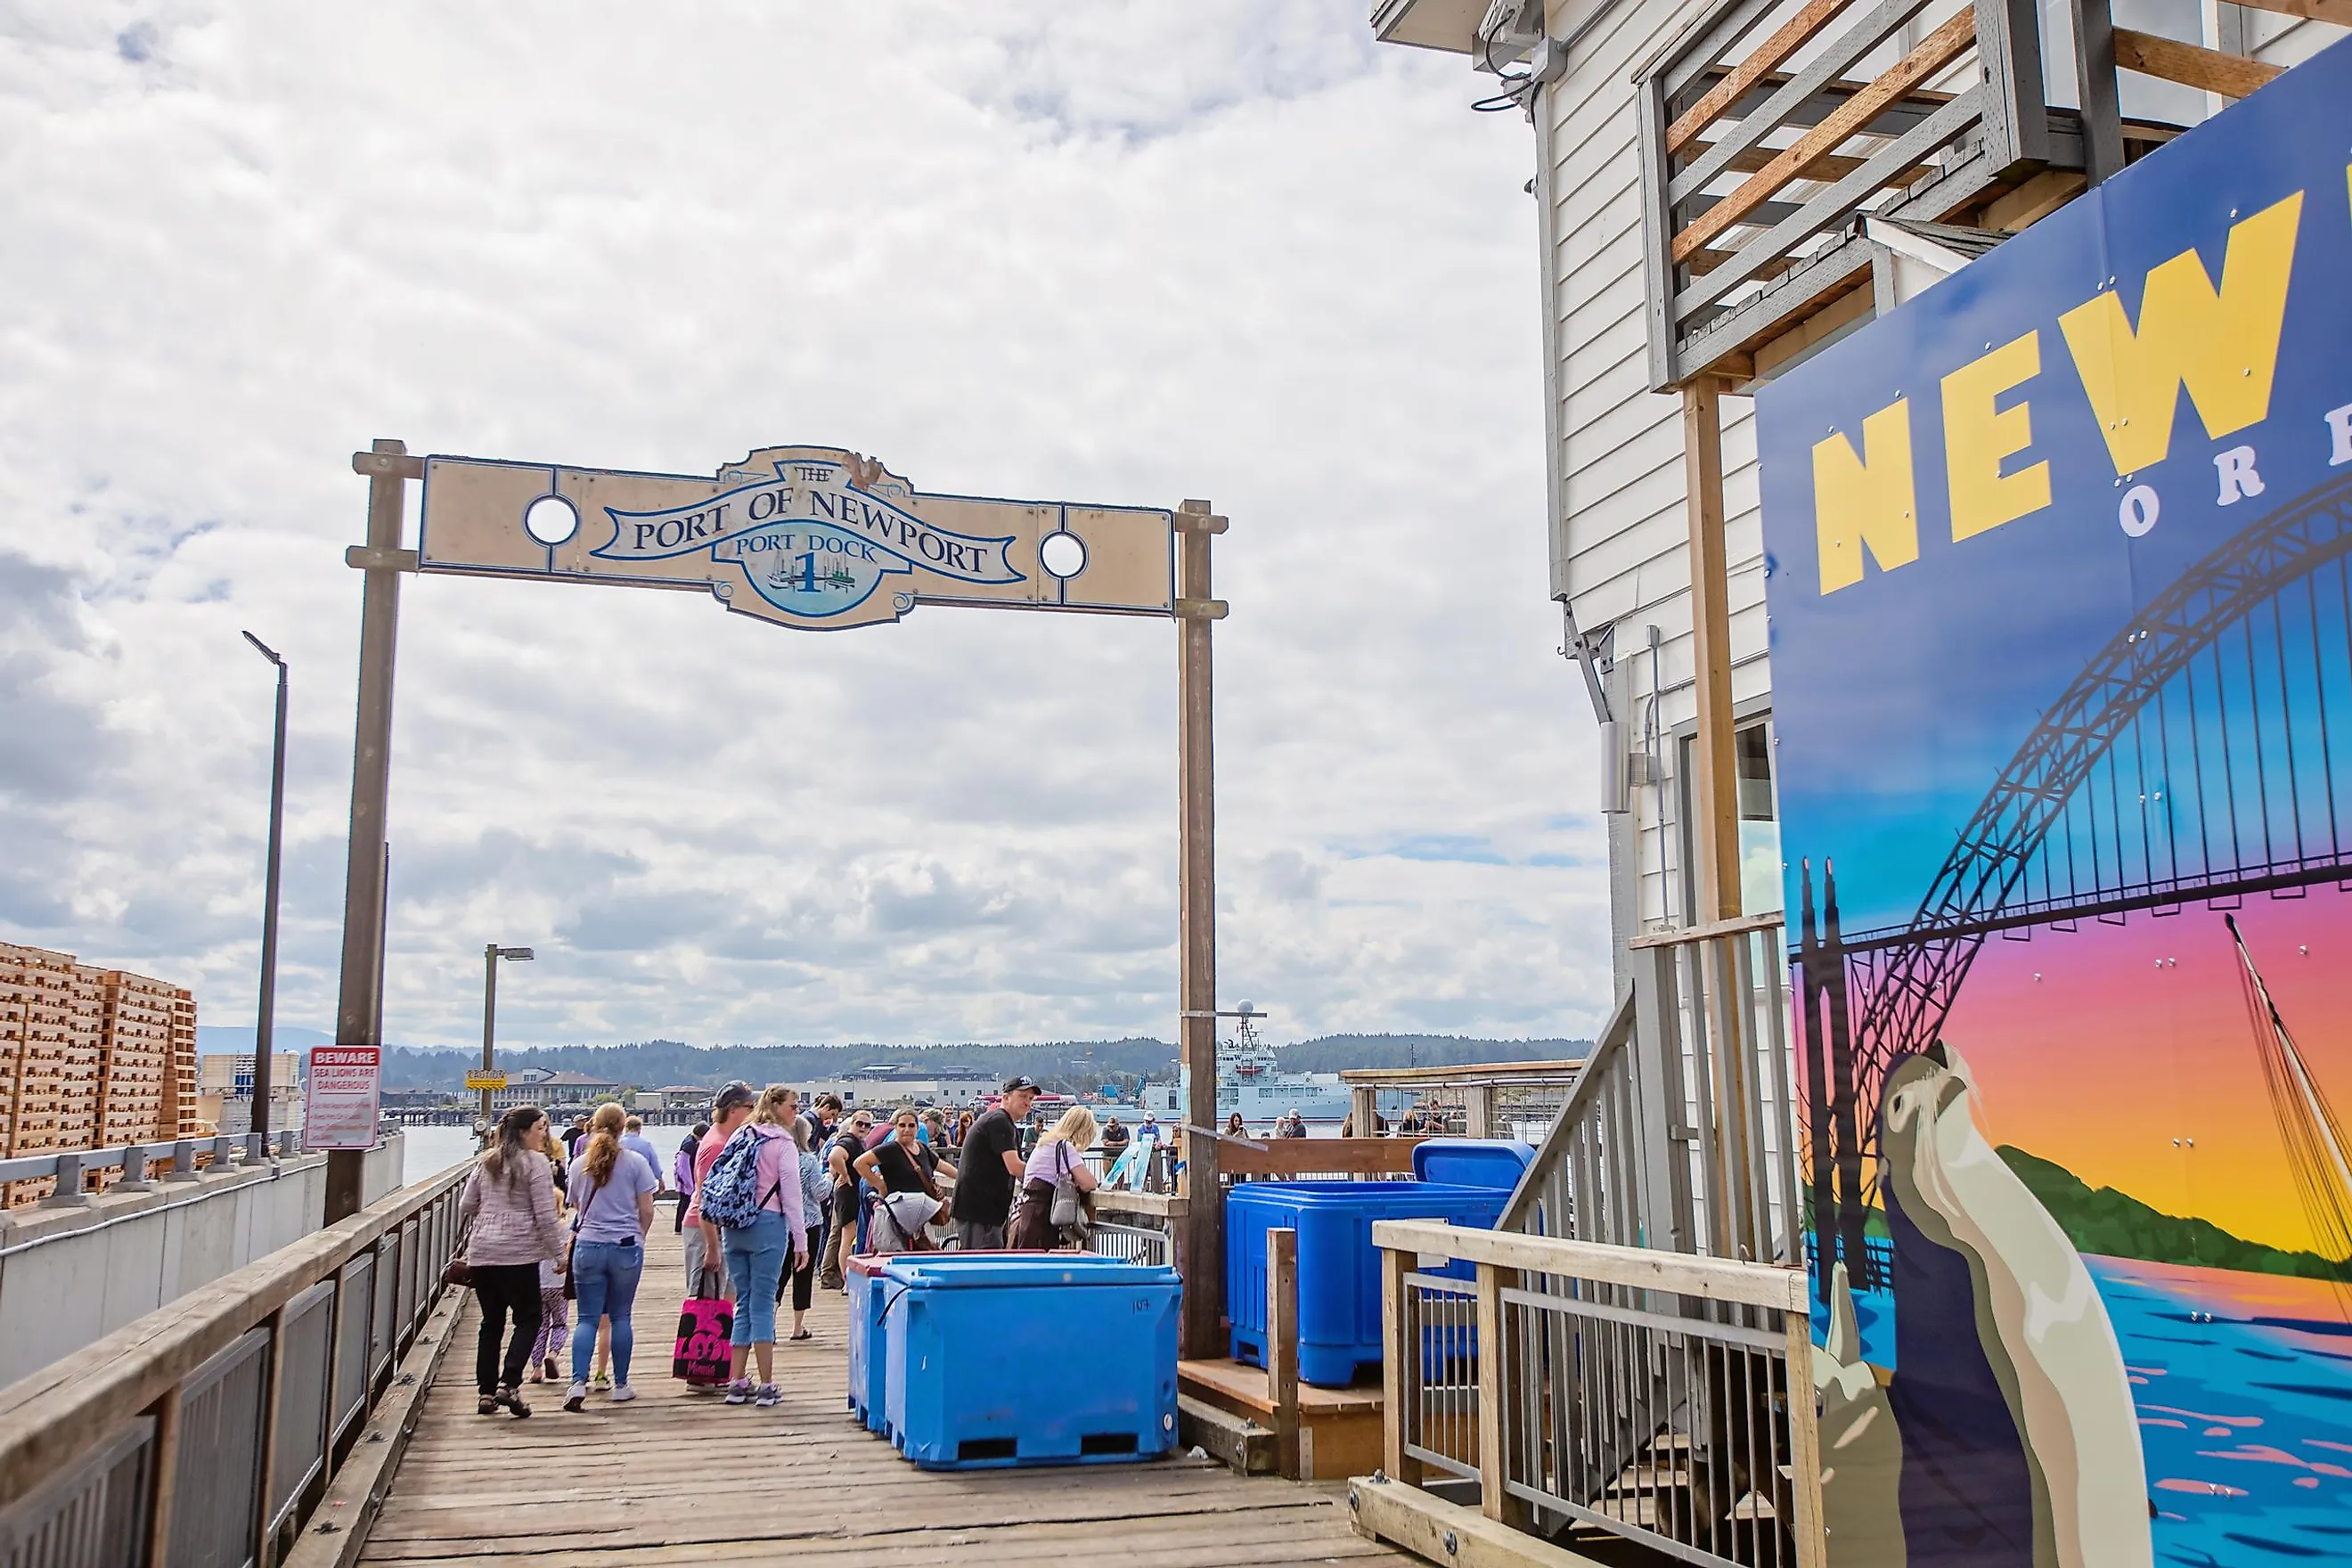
[524,494,580,546]
[1039,529,1087,580]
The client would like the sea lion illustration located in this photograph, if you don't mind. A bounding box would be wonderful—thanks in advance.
[1880,1042,2152,1568]
[1811,1260,1909,1564]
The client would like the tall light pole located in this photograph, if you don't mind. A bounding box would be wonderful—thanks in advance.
[243,632,289,1164]
[481,944,535,1123]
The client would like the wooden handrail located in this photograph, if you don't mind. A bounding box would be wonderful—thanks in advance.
[1371,1219,1809,1311]
[1625,909,1785,948]
[1498,991,1633,1232]
[0,1163,469,1499]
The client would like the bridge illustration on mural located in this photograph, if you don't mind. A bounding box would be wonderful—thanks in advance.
[1797,469,2352,1293]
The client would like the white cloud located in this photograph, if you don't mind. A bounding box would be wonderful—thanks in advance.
[0,2,1609,1047]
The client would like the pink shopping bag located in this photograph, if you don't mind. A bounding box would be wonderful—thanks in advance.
[673,1270,734,1386]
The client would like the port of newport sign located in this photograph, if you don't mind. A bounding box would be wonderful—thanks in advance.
[335,440,1230,1357]
[415,445,1180,631]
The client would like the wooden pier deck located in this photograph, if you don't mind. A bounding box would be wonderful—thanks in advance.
[357,1222,1399,1566]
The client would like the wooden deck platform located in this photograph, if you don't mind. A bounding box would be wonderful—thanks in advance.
[359,1222,1401,1566]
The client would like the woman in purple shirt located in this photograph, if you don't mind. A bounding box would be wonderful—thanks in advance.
[561,1103,658,1410]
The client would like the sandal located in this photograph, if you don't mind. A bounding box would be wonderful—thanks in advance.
[495,1384,532,1418]
[478,1393,499,1416]
[789,1330,813,1341]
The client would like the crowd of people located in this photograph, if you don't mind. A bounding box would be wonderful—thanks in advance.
[453,1074,1116,1417]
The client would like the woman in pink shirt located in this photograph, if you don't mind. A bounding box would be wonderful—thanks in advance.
[716,1085,809,1407]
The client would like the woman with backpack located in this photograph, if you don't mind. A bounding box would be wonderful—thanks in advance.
[1007,1106,1100,1251]
[699,1084,809,1407]
[561,1102,658,1410]
[459,1105,566,1417]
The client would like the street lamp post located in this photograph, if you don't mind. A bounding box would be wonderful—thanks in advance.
[480,944,535,1123]
[243,632,289,1164]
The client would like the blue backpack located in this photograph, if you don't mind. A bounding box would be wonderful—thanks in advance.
[698,1127,777,1229]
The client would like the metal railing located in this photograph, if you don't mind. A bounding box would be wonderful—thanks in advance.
[1088,1189,1179,1270]
[0,1162,470,1568]
[1373,1220,1825,1568]
[0,1131,306,1208]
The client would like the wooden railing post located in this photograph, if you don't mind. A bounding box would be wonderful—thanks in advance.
[254,1303,289,1568]
[1267,1228,1300,1479]
[1784,1308,1830,1568]
[143,1384,182,1568]
[1379,1245,1421,1487]
[1463,1084,1496,1139]
[1474,1262,1528,1528]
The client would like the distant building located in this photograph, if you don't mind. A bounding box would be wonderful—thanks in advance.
[636,1084,713,1112]
[802,1065,1001,1111]
[491,1068,621,1112]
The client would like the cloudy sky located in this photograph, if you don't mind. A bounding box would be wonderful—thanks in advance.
[0,3,1608,1049]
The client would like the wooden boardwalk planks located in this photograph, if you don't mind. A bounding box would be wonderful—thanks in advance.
[362,1221,1400,1566]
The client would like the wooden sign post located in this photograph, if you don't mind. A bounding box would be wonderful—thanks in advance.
[1173,499,1228,1360]
[325,442,1230,1315]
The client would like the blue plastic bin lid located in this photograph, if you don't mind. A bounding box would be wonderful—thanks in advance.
[882,1255,1178,1289]
[1411,1138,1537,1190]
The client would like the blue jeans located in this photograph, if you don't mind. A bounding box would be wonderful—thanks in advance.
[568,1239,644,1384]
[722,1212,792,1347]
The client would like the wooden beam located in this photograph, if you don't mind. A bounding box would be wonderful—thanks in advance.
[1266,1228,1300,1480]
[1690,141,1868,180]
[1627,909,1788,949]
[1352,1475,1616,1567]
[1340,1058,1585,1087]
[1218,1137,1426,1177]
[1749,281,1874,383]
[2112,27,2283,99]
[1371,1218,1813,1311]
[2233,0,2352,25]
[1666,0,1850,153]
[1981,167,2086,233]
[1684,376,1741,924]
[1671,7,1976,265]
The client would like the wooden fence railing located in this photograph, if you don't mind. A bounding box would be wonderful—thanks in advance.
[1355,1221,1824,1568]
[0,1163,470,1568]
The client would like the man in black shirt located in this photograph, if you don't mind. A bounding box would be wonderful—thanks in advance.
[818,1109,874,1290]
[953,1076,1036,1251]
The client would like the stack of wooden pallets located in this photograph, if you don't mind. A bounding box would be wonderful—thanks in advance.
[97,970,184,1188]
[0,942,199,1206]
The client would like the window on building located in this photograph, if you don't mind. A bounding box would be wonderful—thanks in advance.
[1677,716,1784,919]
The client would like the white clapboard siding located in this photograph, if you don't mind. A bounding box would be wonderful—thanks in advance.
[1540,0,1776,928]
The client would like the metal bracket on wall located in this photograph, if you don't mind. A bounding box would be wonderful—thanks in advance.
[1558,595,1615,725]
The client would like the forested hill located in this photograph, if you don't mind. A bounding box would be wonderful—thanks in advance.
[380,1033,1588,1093]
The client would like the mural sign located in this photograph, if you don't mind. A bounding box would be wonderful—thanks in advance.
[416,445,1176,632]
[1758,37,2352,1568]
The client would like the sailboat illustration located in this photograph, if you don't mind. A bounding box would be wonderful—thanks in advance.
[2224,913,2352,1304]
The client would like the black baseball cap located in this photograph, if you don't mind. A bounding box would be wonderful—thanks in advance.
[715,1082,755,1113]
[1001,1074,1041,1093]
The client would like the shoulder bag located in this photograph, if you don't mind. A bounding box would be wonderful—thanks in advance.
[1049,1143,1089,1231]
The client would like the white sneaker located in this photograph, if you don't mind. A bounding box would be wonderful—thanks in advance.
[563,1382,588,1413]
[608,1384,637,1403]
